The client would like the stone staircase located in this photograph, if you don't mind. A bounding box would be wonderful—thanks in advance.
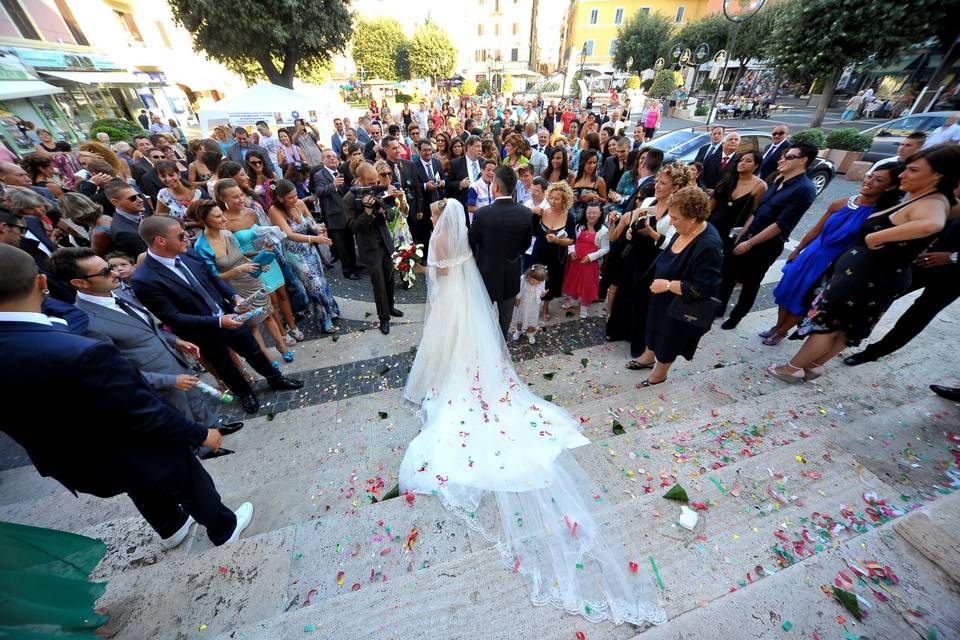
[1,294,958,640]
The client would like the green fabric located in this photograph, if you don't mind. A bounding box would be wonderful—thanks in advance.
[0,521,109,637]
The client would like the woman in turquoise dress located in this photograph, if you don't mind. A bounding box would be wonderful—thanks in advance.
[267,179,340,333]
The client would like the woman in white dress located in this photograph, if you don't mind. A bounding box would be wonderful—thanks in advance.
[400,199,667,627]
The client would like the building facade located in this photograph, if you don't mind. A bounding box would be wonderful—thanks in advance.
[562,0,710,79]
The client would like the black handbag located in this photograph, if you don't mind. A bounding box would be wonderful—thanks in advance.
[667,295,721,329]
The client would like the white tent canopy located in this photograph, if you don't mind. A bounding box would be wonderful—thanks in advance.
[198,81,352,143]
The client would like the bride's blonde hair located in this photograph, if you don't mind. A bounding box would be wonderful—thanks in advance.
[429,199,448,218]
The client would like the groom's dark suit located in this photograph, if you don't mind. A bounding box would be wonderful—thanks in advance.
[468,196,533,337]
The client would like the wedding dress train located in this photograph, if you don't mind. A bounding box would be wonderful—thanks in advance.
[399,200,666,626]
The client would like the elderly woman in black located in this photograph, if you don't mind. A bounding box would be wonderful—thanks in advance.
[631,186,724,387]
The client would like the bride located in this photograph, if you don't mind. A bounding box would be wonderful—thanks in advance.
[400,198,667,626]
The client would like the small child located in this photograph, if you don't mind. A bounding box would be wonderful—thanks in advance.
[562,204,608,318]
[512,264,548,344]
[106,252,137,293]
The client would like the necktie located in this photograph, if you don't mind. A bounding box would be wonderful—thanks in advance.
[470,160,478,182]
[115,295,152,328]
[763,144,776,161]
[720,156,729,171]
[425,161,434,180]
[174,257,221,316]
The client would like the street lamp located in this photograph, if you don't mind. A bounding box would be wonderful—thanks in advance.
[576,42,588,102]
[486,48,493,93]
[706,0,767,125]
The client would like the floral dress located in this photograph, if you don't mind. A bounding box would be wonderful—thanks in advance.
[281,211,340,331]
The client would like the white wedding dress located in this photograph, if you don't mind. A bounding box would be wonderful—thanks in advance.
[400,200,667,626]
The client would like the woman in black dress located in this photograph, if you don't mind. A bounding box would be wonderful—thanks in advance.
[708,151,767,256]
[769,144,958,383]
[529,180,576,321]
[632,186,723,386]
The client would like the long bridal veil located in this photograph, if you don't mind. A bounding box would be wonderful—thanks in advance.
[400,199,666,626]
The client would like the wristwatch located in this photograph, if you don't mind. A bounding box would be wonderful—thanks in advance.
[950,252,958,264]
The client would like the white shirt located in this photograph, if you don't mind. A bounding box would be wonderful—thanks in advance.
[868,155,900,174]
[416,109,429,131]
[147,250,190,285]
[76,291,150,324]
[0,311,65,326]
[23,230,52,256]
[923,123,960,148]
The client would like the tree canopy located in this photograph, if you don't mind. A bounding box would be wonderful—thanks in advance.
[649,69,680,97]
[408,20,457,80]
[352,17,406,81]
[612,10,674,74]
[168,0,352,89]
[670,13,729,66]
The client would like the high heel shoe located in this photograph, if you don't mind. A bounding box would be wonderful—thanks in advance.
[804,362,825,381]
[282,350,295,363]
[761,331,787,346]
[766,363,805,383]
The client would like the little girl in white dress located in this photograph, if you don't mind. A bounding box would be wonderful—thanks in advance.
[512,264,547,344]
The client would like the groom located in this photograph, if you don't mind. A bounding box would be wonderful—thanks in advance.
[468,166,533,338]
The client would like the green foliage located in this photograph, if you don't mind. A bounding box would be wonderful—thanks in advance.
[221,57,333,86]
[501,74,513,93]
[88,118,144,142]
[167,0,352,88]
[698,78,716,94]
[671,13,730,65]
[613,10,674,73]
[810,77,825,94]
[352,17,406,81]
[729,2,783,65]
[476,79,491,95]
[695,102,710,116]
[396,93,414,105]
[641,78,654,91]
[460,78,477,96]
[408,19,457,80]
[825,127,872,152]
[395,40,411,81]
[625,74,642,90]
[791,128,826,148]
[649,69,679,97]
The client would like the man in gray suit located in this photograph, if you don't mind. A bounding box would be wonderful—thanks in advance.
[226,127,269,165]
[47,248,243,452]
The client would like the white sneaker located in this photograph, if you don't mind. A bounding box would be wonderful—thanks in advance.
[283,334,296,347]
[289,328,304,341]
[579,308,588,319]
[161,515,194,549]
[512,330,521,341]
[224,502,254,544]
[527,333,536,345]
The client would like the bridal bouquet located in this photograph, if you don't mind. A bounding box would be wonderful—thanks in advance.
[392,242,424,287]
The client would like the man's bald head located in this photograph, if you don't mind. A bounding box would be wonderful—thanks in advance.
[0,162,31,187]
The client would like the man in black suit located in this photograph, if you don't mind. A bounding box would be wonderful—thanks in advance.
[0,244,251,548]
[601,136,630,197]
[596,104,611,127]
[383,136,420,217]
[130,135,154,186]
[314,149,361,279]
[758,126,791,180]
[363,123,383,162]
[345,163,403,335]
[694,125,726,164]
[700,132,741,191]
[136,146,167,206]
[104,180,149,259]
[412,138,445,250]
[130,215,303,414]
[468,166,534,338]
[445,135,483,219]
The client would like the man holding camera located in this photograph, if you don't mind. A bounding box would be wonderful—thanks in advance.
[345,163,404,334]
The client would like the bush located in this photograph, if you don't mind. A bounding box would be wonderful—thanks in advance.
[625,74,642,90]
[698,78,716,94]
[396,92,414,104]
[476,79,491,96]
[824,127,872,152]
[791,128,826,149]
[641,78,654,92]
[460,78,477,97]
[695,102,710,117]
[88,118,144,143]
[649,69,678,98]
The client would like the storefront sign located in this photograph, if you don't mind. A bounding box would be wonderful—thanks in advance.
[3,47,124,72]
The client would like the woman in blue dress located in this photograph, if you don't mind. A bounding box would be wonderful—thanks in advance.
[760,166,903,344]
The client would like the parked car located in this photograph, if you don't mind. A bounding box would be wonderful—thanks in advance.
[643,127,837,194]
[860,111,958,163]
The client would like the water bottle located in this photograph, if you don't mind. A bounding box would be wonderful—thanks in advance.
[195,380,234,404]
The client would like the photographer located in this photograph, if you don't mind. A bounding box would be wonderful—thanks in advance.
[345,162,403,334]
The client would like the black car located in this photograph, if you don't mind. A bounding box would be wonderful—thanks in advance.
[860,112,958,163]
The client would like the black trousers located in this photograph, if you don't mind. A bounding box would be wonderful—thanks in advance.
[860,268,959,358]
[329,226,361,275]
[495,298,514,339]
[195,325,280,397]
[128,452,237,545]
[718,238,784,322]
[367,247,395,321]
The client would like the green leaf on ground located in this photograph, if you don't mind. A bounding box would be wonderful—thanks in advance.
[663,484,689,502]
[378,411,388,419]
[543,372,556,381]
[580,358,589,367]
[266,412,276,422]
[612,420,625,435]
[831,587,863,621]
[543,394,554,402]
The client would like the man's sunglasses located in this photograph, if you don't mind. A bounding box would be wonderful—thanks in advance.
[126,194,143,202]
[7,223,27,233]
[782,154,802,160]
[77,265,116,280]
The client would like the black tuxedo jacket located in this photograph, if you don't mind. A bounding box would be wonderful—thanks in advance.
[701,152,741,190]
[468,198,533,301]
[131,158,153,185]
[131,250,237,342]
[694,142,720,165]
[445,156,471,209]
[601,156,626,193]
[313,165,349,230]
[758,140,791,180]
[413,157,445,214]
[390,159,421,217]
[344,191,394,261]
[0,321,207,498]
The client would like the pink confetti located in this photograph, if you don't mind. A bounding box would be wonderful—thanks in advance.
[380,547,391,556]
[218,566,229,574]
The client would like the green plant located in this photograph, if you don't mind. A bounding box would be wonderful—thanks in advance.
[641,78,654,91]
[825,127,872,152]
[476,79,491,95]
[625,74,642,90]
[396,93,414,104]
[695,102,709,117]
[649,68,678,97]
[698,78,716,94]
[460,78,477,96]
[88,118,145,142]
[791,128,826,149]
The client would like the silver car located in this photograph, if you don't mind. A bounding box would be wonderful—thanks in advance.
[860,112,958,163]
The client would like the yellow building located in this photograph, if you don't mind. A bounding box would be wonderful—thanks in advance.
[562,0,710,78]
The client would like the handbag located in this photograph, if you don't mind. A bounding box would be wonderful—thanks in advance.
[667,295,721,329]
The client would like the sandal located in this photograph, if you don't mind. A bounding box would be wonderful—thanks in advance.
[804,362,825,381]
[638,378,666,388]
[625,360,654,370]
[758,327,778,339]
[766,363,805,383]
[282,350,295,363]
[761,331,787,346]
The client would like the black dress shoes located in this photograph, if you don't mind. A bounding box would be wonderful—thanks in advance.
[389,307,404,318]
[930,385,960,402]
[720,318,740,330]
[379,320,390,334]
[199,447,234,460]
[344,272,362,280]
[269,375,304,390]
[842,351,877,366]
[239,395,260,414]
[217,421,244,436]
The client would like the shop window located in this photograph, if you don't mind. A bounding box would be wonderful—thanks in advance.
[53,0,88,45]
[511,48,518,62]
[477,23,484,36]
[494,23,500,36]
[115,10,143,43]
[156,21,172,48]
[1,0,40,40]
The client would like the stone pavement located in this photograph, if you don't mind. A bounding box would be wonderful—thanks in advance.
[1,270,958,639]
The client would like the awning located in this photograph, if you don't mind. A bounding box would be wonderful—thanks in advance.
[0,79,63,100]
[39,70,143,85]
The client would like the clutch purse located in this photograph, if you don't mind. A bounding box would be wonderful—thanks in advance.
[667,295,721,329]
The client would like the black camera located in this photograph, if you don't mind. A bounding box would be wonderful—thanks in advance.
[350,184,390,197]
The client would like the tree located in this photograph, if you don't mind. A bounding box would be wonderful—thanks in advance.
[408,19,457,81]
[501,74,514,93]
[768,0,953,128]
[649,69,679,97]
[352,17,406,81]
[625,74,642,90]
[395,41,412,81]
[460,78,477,96]
[168,0,352,89]
[613,10,675,74]
[221,57,333,86]
[670,13,729,66]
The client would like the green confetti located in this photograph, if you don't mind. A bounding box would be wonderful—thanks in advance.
[331,335,339,343]
[266,412,276,422]
[782,621,793,631]
[543,372,555,380]
[832,586,863,621]
[709,475,729,495]
[649,555,665,589]
[580,357,589,367]
[543,394,554,402]
[663,483,689,502]
[562,349,575,356]
[612,420,625,436]
[575,563,584,570]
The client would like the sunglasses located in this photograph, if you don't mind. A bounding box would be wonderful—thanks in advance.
[126,194,143,202]
[7,223,27,233]
[249,160,263,165]
[378,172,392,177]
[782,154,802,160]
[77,265,115,280]
[150,155,165,160]
[772,131,787,136]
